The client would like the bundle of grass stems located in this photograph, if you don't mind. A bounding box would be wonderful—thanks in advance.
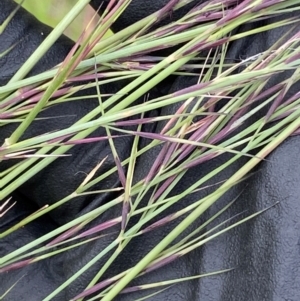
[1,0,300,300]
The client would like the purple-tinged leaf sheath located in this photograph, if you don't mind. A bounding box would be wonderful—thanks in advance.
[78,218,120,239]
[145,143,169,184]
[0,259,33,273]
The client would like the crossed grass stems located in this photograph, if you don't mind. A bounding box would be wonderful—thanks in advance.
[1,0,300,300]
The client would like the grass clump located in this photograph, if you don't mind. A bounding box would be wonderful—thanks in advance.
[1,0,300,300]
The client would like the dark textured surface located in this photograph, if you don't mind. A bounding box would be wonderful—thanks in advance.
[1,1,300,300]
